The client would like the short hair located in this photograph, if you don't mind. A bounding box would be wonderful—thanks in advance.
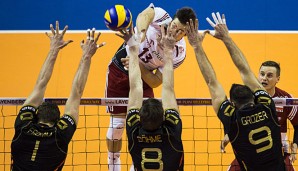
[173,7,197,25]
[229,84,254,107]
[37,102,60,124]
[139,98,164,131]
[259,60,281,76]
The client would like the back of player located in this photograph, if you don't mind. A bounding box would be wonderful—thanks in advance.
[226,90,285,171]
[126,108,184,171]
[11,105,76,171]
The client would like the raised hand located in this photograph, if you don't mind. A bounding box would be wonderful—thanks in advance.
[81,28,106,58]
[185,19,208,49]
[160,23,179,50]
[45,21,73,50]
[116,22,135,43]
[206,12,230,41]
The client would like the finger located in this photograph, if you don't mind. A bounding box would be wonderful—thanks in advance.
[156,33,161,41]
[115,33,125,39]
[50,24,55,35]
[129,22,134,34]
[91,28,95,41]
[119,29,126,35]
[121,58,129,62]
[56,21,59,34]
[80,40,84,47]
[86,29,91,40]
[222,14,226,25]
[186,21,193,36]
[65,40,73,45]
[61,25,68,36]
[45,32,51,38]
[160,24,166,37]
[195,19,199,31]
[94,32,101,42]
[188,19,194,33]
[206,17,216,28]
[97,42,106,48]
[212,12,219,25]
[216,12,223,24]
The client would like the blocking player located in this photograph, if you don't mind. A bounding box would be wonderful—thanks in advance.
[10,22,105,170]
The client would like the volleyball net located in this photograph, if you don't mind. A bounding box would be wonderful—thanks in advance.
[1,98,297,171]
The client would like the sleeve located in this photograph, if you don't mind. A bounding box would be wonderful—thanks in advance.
[164,109,182,137]
[15,105,37,129]
[254,89,276,111]
[150,5,172,26]
[56,114,77,143]
[126,108,141,132]
[218,100,235,134]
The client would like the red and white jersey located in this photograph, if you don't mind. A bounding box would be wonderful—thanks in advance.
[273,87,298,152]
[126,3,186,73]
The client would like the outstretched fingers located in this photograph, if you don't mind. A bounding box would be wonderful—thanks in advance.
[55,21,59,34]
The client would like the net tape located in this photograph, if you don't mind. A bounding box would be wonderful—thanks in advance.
[0,98,297,106]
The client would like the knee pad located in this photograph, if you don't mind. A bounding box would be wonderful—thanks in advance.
[106,117,125,140]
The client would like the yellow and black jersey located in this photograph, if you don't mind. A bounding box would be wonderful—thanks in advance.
[218,90,286,171]
[11,105,76,171]
[126,108,184,171]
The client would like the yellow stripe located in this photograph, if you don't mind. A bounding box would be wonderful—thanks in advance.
[115,5,126,27]
[104,10,111,23]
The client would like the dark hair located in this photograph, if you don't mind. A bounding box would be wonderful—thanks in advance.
[37,102,60,124]
[260,60,280,76]
[139,98,164,131]
[229,84,254,107]
[173,7,197,25]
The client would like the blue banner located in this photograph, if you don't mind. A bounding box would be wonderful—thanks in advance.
[0,0,297,30]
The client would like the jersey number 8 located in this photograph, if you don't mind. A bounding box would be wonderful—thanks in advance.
[141,148,163,171]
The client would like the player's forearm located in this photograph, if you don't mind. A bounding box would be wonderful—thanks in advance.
[35,49,60,89]
[136,7,154,33]
[162,49,174,89]
[161,49,177,110]
[222,37,250,74]
[194,46,217,86]
[129,46,143,91]
[71,57,91,98]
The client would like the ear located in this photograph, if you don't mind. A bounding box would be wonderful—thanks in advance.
[276,75,280,83]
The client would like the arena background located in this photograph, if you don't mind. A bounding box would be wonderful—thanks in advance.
[1,0,298,170]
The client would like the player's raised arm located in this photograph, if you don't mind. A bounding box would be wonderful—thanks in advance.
[24,21,73,107]
[64,28,105,124]
[136,3,155,42]
[159,24,179,112]
[186,19,227,113]
[206,12,263,92]
[116,23,143,110]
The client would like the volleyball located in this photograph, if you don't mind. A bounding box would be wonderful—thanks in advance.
[104,5,132,31]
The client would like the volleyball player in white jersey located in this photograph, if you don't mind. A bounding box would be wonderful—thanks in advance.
[105,3,197,171]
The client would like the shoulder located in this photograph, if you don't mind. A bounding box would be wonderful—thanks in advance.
[219,100,235,115]
[275,87,293,97]
[127,108,140,128]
